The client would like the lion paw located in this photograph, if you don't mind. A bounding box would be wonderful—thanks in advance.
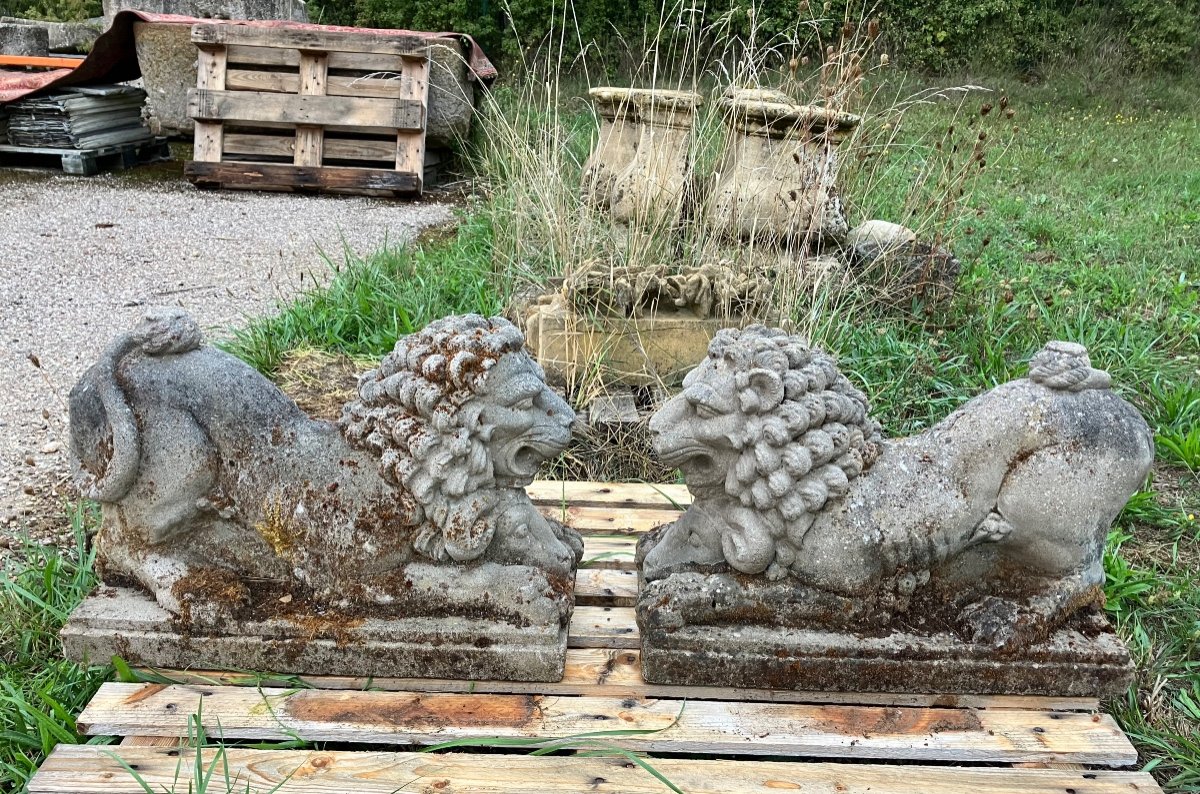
[959,596,1045,651]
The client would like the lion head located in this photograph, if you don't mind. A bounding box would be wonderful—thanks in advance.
[648,325,882,578]
[341,315,576,564]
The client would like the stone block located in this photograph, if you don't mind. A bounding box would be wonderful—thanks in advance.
[1,17,100,53]
[637,587,1134,698]
[66,580,571,681]
[0,22,49,56]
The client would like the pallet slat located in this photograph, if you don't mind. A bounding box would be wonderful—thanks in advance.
[138,649,1100,711]
[188,89,423,131]
[527,480,691,509]
[224,44,415,72]
[222,132,397,163]
[30,745,1161,794]
[184,161,419,194]
[192,23,426,57]
[76,683,1139,765]
[225,69,410,99]
[539,504,680,534]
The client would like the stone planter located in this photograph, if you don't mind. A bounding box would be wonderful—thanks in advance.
[707,88,860,245]
[132,21,475,143]
[579,87,640,209]
[608,89,702,228]
[522,294,722,388]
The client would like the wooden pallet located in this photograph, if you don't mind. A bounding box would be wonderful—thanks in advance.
[30,481,1160,794]
[0,138,169,175]
[183,23,430,197]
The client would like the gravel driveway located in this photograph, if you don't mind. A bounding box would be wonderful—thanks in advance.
[0,167,452,544]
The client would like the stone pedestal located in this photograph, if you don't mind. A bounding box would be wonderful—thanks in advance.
[707,88,860,246]
[580,87,640,209]
[636,572,1134,697]
[608,89,702,228]
[65,560,574,681]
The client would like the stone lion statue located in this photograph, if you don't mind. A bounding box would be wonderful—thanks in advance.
[638,326,1152,649]
[70,309,582,625]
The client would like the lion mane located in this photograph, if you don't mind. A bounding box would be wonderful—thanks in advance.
[340,315,530,564]
[704,326,884,575]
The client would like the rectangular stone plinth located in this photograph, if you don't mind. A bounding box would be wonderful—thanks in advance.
[63,586,569,682]
[640,615,1134,698]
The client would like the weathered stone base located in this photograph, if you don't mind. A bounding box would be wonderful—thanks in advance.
[639,616,1134,698]
[64,585,570,682]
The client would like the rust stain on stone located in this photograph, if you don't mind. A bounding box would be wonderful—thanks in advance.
[123,684,167,705]
[288,693,542,731]
[812,705,981,736]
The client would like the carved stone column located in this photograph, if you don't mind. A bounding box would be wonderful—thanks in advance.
[608,89,703,227]
[707,88,860,246]
[580,87,641,209]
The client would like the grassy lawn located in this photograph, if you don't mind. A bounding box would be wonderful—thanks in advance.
[2,67,1197,792]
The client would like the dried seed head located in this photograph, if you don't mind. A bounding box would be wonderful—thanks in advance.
[801,55,811,66]
[789,57,799,76]
[867,18,880,41]
[999,95,1009,110]
[1005,107,1016,119]
[981,102,993,116]
[880,52,889,66]
[842,21,856,38]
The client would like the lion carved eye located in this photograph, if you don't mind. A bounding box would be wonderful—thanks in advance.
[693,402,719,420]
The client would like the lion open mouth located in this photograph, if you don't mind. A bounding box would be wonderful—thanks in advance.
[657,444,720,485]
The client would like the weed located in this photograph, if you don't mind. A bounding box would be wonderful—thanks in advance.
[0,504,111,793]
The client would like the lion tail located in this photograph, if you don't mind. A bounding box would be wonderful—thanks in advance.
[1028,341,1112,392]
[69,310,204,501]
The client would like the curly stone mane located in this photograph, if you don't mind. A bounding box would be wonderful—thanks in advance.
[340,315,529,563]
[706,326,883,572]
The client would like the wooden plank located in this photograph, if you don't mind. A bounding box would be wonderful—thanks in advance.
[293,52,327,167]
[225,44,415,73]
[118,735,181,747]
[192,23,426,58]
[193,48,227,164]
[538,504,680,534]
[225,68,408,99]
[580,534,637,569]
[223,132,395,163]
[0,54,83,68]
[75,683,1139,764]
[393,57,428,191]
[526,480,691,509]
[574,568,638,606]
[570,605,638,648]
[29,745,1163,794]
[184,161,420,194]
[141,651,1101,711]
[188,89,423,131]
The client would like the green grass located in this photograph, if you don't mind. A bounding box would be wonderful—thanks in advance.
[225,213,505,375]
[0,505,112,793]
